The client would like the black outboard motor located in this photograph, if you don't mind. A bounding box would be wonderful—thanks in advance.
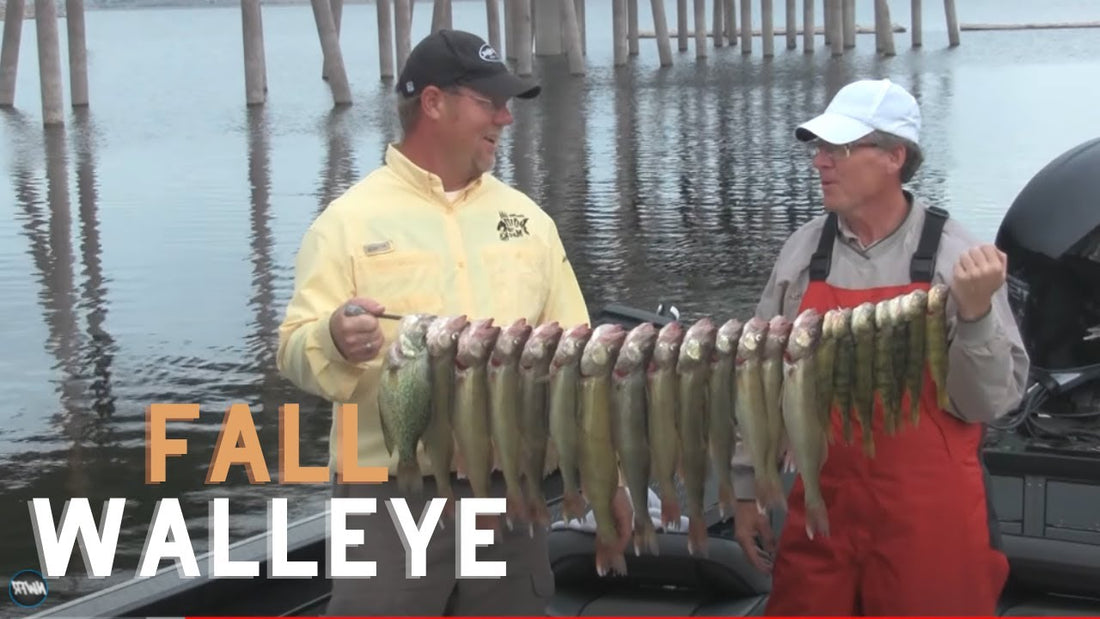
[995,136,1100,373]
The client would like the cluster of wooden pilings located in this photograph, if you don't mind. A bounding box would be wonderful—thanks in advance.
[0,0,89,125]
[241,0,960,108]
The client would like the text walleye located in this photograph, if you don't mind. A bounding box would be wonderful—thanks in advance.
[26,403,510,579]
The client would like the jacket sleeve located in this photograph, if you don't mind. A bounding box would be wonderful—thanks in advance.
[276,224,365,404]
[539,225,591,327]
[944,283,1030,423]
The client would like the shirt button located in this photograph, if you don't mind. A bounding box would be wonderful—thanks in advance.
[456,261,466,269]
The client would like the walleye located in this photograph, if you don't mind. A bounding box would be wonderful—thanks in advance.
[927,283,950,411]
[453,319,500,506]
[424,314,469,516]
[832,308,855,444]
[488,318,533,528]
[548,323,592,524]
[874,299,901,436]
[734,317,779,510]
[579,323,628,576]
[678,317,717,557]
[782,308,829,540]
[378,313,438,497]
[762,316,791,497]
[709,318,742,519]
[646,321,684,529]
[519,321,564,529]
[850,303,877,457]
[611,322,659,556]
[901,290,928,427]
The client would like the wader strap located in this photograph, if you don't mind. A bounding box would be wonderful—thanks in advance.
[910,206,950,283]
[809,212,838,282]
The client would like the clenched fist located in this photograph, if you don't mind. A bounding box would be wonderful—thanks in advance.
[329,297,387,363]
[950,244,1007,322]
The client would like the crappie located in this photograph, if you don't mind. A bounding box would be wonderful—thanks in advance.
[734,317,777,510]
[709,318,742,519]
[646,321,683,529]
[548,323,592,523]
[453,319,500,504]
[424,314,469,515]
[926,283,950,410]
[611,322,658,556]
[762,316,791,502]
[519,321,563,529]
[850,303,877,457]
[579,323,628,576]
[488,318,533,527]
[782,308,829,539]
[378,313,437,497]
[678,317,717,557]
[901,289,928,427]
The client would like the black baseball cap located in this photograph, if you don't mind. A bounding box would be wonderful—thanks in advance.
[396,29,541,100]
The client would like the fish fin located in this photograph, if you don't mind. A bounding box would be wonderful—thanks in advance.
[595,542,628,577]
[805,502,830,540]
[718,482,736,520]
[563,490,587,523]
[659,487,681,529]
[634,517,659,556]
[379,406,395,457]
[396,458,423,498]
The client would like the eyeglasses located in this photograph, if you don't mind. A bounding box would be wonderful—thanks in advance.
[449,88,510,113]
[806,140,880,160]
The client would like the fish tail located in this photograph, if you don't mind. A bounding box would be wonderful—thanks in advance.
[562,490,587,523]
[805,501,831,540]
[659,484,682,529]
[396,458,423,498]
[717,482,736,519]
[634,517,660,556]
[687,517,709,557]
[595,543,628,577]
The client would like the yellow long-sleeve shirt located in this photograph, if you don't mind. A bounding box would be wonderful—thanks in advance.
[276,144,590,477]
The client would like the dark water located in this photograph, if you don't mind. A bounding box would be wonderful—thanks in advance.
[1,0,1099,610]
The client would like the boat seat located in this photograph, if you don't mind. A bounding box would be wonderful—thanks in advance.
[547,529,771,617]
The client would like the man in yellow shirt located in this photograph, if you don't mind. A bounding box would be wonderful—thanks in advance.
[277,29,609,615]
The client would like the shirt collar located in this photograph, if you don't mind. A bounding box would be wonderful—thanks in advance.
[836,190,918,251]
[384,143,486,204]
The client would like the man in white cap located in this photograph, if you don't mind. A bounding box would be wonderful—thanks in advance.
[731,78,1029,615]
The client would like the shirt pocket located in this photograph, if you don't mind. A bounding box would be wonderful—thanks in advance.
[480,243,548,324]
[351,249,446,321]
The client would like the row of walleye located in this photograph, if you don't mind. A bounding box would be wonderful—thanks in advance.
[377,284,950,576]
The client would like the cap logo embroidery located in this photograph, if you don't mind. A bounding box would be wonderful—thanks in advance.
[478,43,502,63]
[405,80,414,94]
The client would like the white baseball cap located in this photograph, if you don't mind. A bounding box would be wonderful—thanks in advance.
[795,78,921,145]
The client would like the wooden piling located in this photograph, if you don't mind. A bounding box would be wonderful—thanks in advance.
[534,0,563,56]
[802,0,813,52]
[503,0,514,58]
[575,0,586,55]
[311,0,351,104]
[875,0,895,55]
[35,0,65,124]
[394,0,412,74]
[761,0,774,56]
[561,0,585,73]
[843,0,854,47]
[694,0,706,57]
[628,0,639,55]
[677,0,687,51]
[945,0,959,46]
[650,0,673,65]
[712,0,723,47]
[516,0,533,75]
[321,0,342,79]
[0,0,25,107]
[65,0,89,106]
[828,0,842,56]
[724,0,736,46]
[242,0,266,105]
[432,0,449,32]
[613,0,627,65]
[786,0,796,49]
[487,0,501,53]
[740,0,752,53]
[911,0,921,47]
[377,0,395,79]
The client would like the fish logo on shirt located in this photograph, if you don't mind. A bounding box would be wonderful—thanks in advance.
[497,212,530,241]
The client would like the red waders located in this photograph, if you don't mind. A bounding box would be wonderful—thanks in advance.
[764,208,1010,616]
